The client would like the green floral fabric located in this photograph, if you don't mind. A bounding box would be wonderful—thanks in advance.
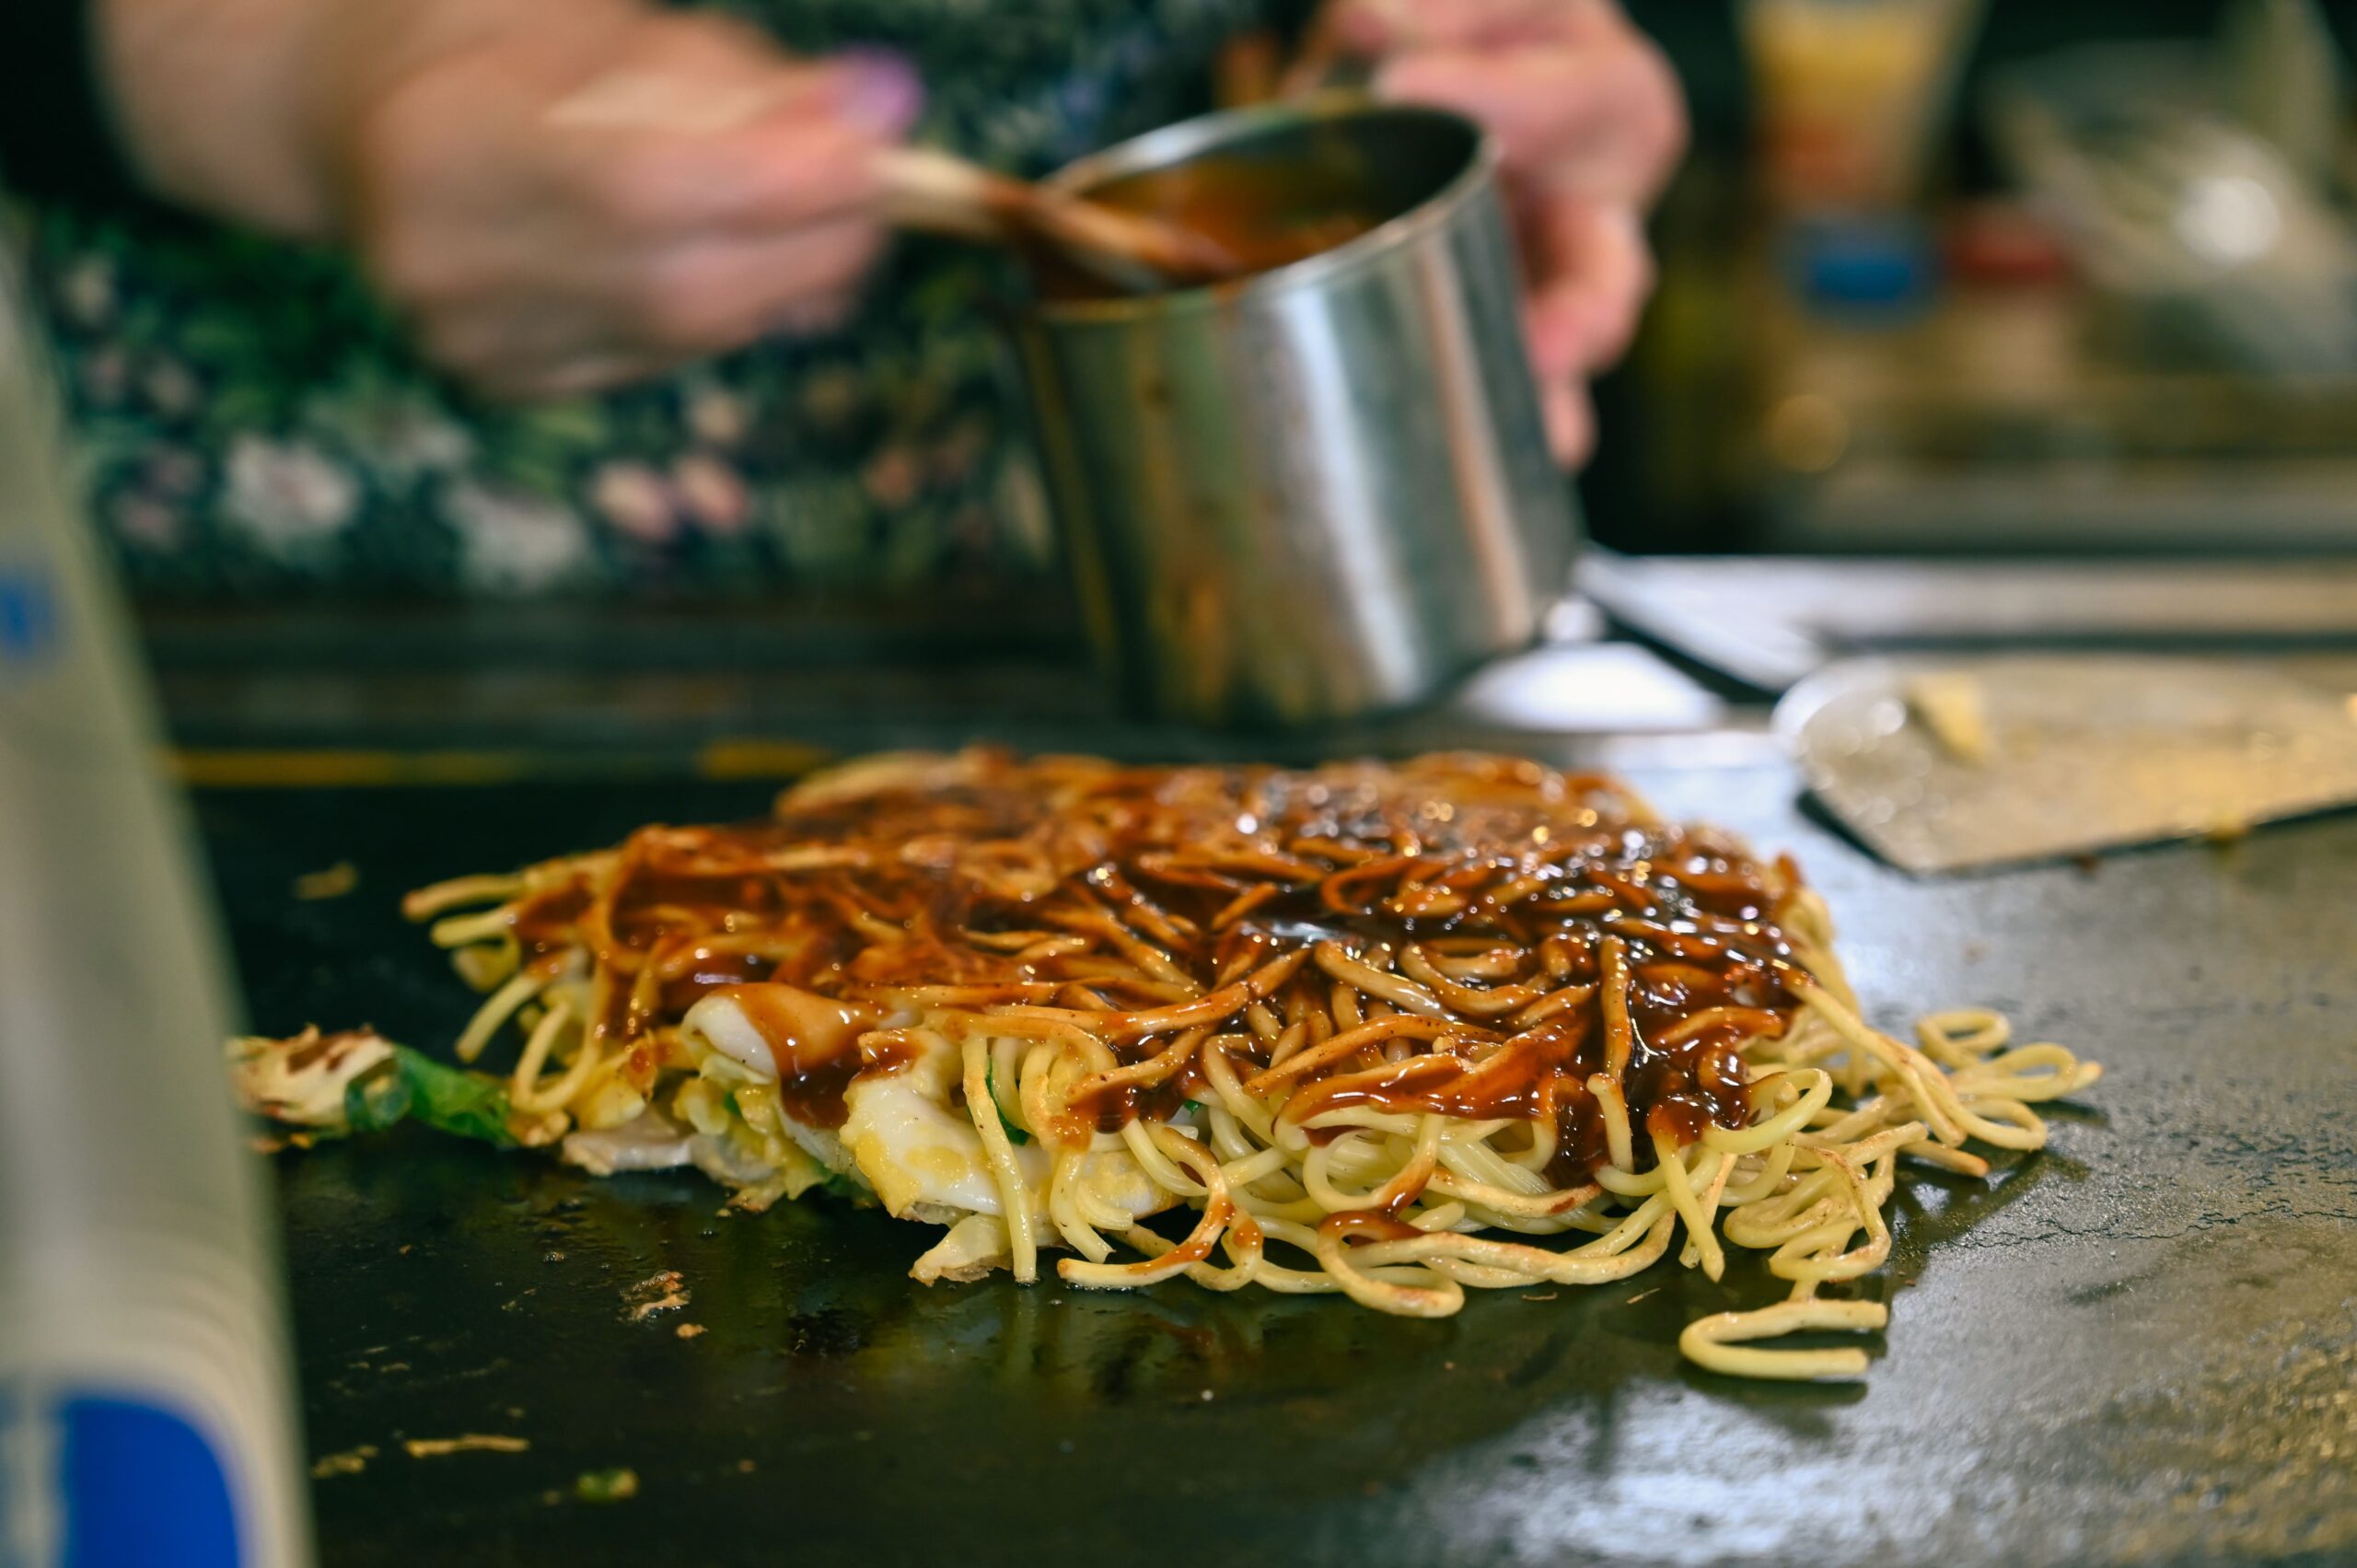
[17,0,1291,598]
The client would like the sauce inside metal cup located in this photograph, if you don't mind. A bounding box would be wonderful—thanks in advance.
[1019,98,1577,729]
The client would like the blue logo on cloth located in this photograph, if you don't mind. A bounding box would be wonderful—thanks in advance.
[0,564,59,667]
[1,1387,245,1566]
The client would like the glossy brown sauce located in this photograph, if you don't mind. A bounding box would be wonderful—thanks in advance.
[656,947,776,1016]
[1038,156,1385,298]
[1318,1211,1423,1245]
[1065,1055,1208,1137]
[713,984,893,1131]
[500,752,1803,1180]
[767,1038,916,1132]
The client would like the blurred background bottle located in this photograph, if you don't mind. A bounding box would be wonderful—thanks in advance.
[0,258,310,1561]
[1743,0,1987,218]
[1593,0,2357,557]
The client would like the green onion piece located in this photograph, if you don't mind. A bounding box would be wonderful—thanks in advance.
[984,1055,1030,1145]
[818,1171,872,1203]
[343,1046,517,1147]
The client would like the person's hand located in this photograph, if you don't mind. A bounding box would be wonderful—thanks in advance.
[1321,0,1686,464]
[100,0,921,399]
[331,7,922,397]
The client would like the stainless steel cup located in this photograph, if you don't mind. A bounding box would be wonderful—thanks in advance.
[1018,98,1576,728]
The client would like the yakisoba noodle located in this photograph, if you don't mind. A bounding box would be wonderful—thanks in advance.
[234,750,2102,1380]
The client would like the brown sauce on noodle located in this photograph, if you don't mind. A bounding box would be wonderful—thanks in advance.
[505,752,1802,1179]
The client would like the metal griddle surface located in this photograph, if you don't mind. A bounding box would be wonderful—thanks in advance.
[193,763,2357,1568]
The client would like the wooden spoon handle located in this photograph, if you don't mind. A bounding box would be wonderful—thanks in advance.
[874,146,1029,242]
[875,147,1240,286]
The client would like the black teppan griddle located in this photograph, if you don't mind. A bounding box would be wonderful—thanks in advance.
[194,761,2357,1568]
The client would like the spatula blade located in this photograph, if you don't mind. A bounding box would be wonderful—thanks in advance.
[1776,655,2357,873]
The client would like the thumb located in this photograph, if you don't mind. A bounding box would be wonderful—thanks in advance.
[1377,41,1684,203]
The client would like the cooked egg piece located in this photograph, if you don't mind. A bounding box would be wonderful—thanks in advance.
[683,986,1171,1237]
[840,1028,1043,1218]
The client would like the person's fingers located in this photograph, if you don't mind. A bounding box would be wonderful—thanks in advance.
[501,234,874,389]
[547,52,921,238]
[339,3,917,398]
[768,287,865,338]
[621,216,887,354]
[1539,375,1595,468]
[401,277,643,395]
[419,318,630,399]
[380,166,888,389]
[1377,37,1685,203]
[1327,0,1623,54]
[582,117,893,239]
[1522,196,1653,376]
[495,268,865,394]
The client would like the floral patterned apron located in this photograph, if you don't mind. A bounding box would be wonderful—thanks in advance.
[20,0,1296,598]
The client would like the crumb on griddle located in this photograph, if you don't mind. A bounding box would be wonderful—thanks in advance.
[403,1434,529,1458]
[623,1269,690,1322]
[576,1467,640,1504]
[2206,811,2252,845]
[310,1445,377,1479]
[293,861,360,901]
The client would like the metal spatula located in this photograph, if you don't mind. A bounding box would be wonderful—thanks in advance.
[1776,654,2357,873]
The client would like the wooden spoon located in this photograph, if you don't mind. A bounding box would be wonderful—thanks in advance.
[877,147,1245,292]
